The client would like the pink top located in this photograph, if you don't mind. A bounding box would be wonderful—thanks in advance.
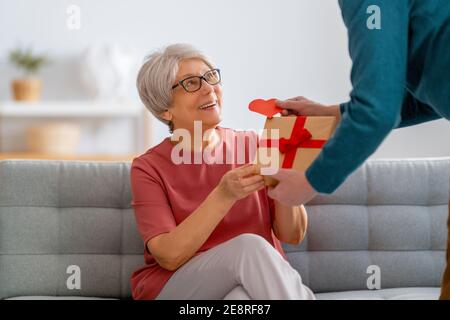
[129,126,287,300]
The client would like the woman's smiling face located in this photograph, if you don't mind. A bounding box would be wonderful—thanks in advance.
[165,58,223,133]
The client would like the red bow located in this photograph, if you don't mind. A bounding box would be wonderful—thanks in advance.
[260,116,327,168]
[279,128,312,154]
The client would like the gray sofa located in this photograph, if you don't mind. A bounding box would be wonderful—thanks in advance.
[1,158,449,300]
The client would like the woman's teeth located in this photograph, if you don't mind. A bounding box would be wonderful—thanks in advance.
[199,103,216,110]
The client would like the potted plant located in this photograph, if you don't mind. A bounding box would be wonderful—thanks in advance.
[9,48,49,101]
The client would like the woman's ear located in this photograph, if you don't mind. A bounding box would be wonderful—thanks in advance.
[160,109,173,122]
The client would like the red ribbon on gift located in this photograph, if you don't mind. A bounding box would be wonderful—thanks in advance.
[260,116,327,168]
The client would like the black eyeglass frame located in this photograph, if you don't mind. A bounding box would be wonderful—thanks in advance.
[171,68,221,92]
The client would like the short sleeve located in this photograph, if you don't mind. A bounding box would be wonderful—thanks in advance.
[130,157,176,249]
[267,194,276,223]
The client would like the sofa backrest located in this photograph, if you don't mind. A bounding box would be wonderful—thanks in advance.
[0,160,142,299]
[0,158,449,299]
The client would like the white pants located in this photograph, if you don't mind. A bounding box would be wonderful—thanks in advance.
[155,233,315,300]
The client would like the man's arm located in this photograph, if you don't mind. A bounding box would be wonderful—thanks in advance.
[305,0,410,194]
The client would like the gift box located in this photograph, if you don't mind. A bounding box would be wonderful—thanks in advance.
[256,115,337,186]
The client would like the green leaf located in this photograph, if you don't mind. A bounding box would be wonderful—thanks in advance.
[9,47,49,74]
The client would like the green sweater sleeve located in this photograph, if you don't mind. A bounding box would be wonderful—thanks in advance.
[397,90,442,128]
[305,0,410,194]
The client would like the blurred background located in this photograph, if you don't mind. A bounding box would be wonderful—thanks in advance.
[0,0,449,161]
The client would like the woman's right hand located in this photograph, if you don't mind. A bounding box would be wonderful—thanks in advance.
[217,164,266,203]
[276,96,341,121]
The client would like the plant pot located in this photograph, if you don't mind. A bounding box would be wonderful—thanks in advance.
[26,122,81,155]
[11,78,42,101]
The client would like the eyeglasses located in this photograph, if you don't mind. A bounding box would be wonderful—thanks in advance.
[171,69,221,92]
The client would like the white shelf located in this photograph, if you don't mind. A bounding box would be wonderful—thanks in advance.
[0,100,152,154]
[0,100,144,117]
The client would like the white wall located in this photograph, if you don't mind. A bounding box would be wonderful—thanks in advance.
[1,0,449,157]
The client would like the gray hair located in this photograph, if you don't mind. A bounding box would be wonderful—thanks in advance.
[136,43,215,133]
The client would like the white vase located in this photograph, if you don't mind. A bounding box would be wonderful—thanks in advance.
[79,44,139,101]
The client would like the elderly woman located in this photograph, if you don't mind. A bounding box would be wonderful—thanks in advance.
[130,43,314,300]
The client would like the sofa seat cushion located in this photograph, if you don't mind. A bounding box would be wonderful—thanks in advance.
[315,287,440,300]
[5,288,440,300]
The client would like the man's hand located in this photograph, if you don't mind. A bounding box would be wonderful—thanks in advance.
[276,96,341,121]
[265,169,318,206]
